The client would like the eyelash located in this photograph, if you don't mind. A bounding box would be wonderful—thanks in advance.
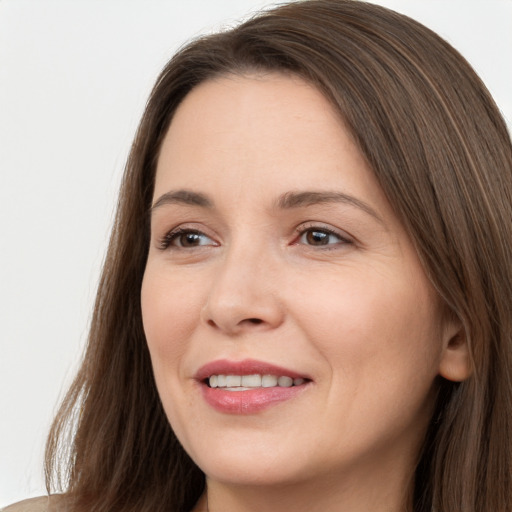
[157,224,352,251]
[294,225,352,249]
[158,228,216,250]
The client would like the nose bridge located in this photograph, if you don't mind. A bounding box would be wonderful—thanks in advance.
[201,232,284,333]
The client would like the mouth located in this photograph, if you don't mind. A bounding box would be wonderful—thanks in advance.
[195,359,312,414]
[206,374,307,390]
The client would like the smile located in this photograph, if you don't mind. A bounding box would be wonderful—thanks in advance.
[196,359,312,414]
[208,374,306,389]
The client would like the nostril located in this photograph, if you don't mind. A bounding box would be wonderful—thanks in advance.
[205,317,263,329]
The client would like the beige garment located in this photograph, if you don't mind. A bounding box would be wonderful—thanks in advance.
[1,496,64,512]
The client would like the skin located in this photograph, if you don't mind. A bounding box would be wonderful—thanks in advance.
[141,73,470,512]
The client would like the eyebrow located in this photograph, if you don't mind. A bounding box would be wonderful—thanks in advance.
[151,189,213,211]
[275,191,382,222]
[151,188,383,223]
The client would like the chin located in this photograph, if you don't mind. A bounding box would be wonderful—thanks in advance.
[179,427,316,487]
[199,456,309,488]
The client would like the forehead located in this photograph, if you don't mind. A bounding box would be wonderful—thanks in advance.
[158,73,349,170]
[154,73,389,217]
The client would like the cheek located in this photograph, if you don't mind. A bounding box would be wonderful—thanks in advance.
[294,270,442,455]
[141,264,204,372]
[141,265,204,437]
[289,264,443,396]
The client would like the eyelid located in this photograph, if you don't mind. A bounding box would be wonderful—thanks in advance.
[293,222,354,247]
[154,221,354,251]
[157,225,219,250]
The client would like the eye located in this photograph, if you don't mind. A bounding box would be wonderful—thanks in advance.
[159,228,217,250]
[296,226,351,247]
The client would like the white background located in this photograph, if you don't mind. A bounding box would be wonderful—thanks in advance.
[1,0,511,507]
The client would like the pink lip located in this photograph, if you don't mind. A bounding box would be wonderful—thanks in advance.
[195,359,311,415]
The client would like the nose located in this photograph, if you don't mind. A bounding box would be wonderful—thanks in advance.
[200,243,285,335]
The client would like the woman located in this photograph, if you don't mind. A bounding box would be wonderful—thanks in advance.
[6,0,512,510]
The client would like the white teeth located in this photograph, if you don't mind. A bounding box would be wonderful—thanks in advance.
[278,376,293,387]
[262,375,278,387]
[241,374,262,387]
[208,374,307,389]
[225,375,241,387]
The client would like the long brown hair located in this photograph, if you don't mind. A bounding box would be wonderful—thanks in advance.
[45,1,512,510]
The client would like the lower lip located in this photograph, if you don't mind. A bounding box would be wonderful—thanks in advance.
[200,383,309,414]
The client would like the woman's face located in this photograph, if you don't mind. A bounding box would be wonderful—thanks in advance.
[141,74,461,491]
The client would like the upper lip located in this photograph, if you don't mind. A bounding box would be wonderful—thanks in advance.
[195,358,310,381]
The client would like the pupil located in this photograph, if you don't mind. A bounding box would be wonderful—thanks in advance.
[183,233,200,246]
[307,230,328,245]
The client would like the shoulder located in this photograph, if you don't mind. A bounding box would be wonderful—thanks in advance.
[2,495,65,512]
